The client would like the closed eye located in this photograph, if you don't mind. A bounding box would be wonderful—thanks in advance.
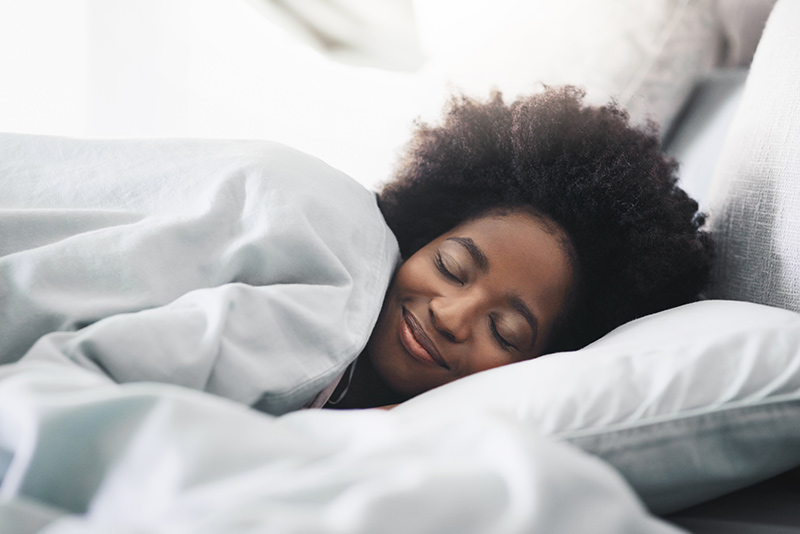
[490,316,517,352]
[435,252,463,285]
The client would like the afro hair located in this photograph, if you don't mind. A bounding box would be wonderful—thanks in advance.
[378,86,714,353]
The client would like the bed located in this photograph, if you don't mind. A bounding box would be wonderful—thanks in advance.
[2,0,800,532]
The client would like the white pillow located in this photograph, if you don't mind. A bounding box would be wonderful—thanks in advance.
[416,0,724,131]
[395,300,800,514]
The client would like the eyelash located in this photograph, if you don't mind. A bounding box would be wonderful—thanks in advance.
[490,317,516,351]
[434,252,463,285]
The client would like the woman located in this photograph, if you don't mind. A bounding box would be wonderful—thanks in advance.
[2,87,711,413]
[326,86,712,408]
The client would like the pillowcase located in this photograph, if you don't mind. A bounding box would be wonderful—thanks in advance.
[395,300,800,514]
[416,0,724,132]
[705,0,800,313]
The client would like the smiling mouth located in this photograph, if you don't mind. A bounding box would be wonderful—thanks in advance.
[400,307,449,369]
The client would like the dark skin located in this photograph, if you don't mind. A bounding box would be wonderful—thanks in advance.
[325,354,405,409]
[327,210,575,409]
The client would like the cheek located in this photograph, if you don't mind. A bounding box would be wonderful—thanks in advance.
[471,344,519,374]
[391,256,433,297]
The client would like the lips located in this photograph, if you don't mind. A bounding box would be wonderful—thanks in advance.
[400,307,449,369]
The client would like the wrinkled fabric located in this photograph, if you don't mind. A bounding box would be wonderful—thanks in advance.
[0,362,686,534]
[0,134,399,414]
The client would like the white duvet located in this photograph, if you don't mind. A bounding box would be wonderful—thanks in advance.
[0,362,684,534]
[0,134,398,414]
[0,134,685,533]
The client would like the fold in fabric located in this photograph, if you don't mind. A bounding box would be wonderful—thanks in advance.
[0,134,399,414]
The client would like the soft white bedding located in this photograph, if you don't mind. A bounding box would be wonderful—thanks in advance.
[0,361,684,534]
[0,134,399,414]
[0,132,692,533]
[1,0,796,530]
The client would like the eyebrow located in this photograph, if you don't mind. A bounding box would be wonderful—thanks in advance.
[446,237,489,271]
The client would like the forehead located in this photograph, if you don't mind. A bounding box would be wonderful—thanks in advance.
[443,213,571,270]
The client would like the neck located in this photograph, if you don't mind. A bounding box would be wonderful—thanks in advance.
[326,351,406,409]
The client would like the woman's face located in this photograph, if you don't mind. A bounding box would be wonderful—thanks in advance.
[367,211,575,398]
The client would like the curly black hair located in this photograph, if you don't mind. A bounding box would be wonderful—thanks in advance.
[378,86,713,353]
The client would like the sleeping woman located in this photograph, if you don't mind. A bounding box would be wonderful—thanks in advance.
[0,86,712,413]
[324,86,712,409]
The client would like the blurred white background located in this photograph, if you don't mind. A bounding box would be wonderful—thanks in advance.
[1,0,745,191]
[0,0,471,190]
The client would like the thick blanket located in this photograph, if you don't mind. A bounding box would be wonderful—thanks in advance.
[0,361,685,534]
[0,134,399,414]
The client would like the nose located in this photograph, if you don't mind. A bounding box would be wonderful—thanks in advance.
[429,292,483,343]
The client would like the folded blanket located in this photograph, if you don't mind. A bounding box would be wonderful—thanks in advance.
[0,134,399,414]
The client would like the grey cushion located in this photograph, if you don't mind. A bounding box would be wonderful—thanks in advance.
[705,0,800,312]
[414,0,725,132]
[716,0,778,66]
[663,68,748,206]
